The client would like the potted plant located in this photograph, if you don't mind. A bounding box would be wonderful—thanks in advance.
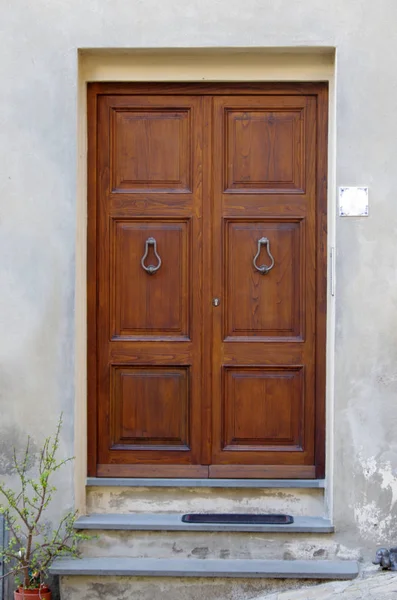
[0,416,89,599]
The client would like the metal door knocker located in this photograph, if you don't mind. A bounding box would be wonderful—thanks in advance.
[141,237,162,274]
[253,237,275,275]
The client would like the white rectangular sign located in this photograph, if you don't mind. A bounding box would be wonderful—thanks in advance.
[339,187,369,217]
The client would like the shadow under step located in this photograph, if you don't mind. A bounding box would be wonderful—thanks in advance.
[50,557,358,580]
[75,513,334,533]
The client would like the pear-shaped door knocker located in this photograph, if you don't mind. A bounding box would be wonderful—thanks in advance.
[141,237,162,275]
[253,237,275,275]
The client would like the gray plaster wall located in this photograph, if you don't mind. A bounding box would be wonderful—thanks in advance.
[1,0,397,560]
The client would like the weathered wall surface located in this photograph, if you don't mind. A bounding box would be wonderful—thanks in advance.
[59,570,397,600]
[1,0,397,562]
[60,575,322,600]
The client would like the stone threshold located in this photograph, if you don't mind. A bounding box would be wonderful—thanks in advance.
[50,557,358,580]
[75,513,334,533]
[87,477,326,488]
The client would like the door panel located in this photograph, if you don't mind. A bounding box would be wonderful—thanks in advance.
[111,107,192,193]
[88,84,327,479]
[94,94,205,476]
[224,219,303,340]
[224,103,305,193]
[211,94,319,477]
[222,366,304,452]
[111,219,191,340]
[110,366,191,451]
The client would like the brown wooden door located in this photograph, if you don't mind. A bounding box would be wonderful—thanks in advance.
[88,83,328,479]
[91,93,206,477]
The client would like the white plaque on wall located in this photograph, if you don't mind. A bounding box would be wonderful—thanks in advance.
[339,187,369,217]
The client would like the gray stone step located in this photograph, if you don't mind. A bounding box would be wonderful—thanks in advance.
[87,478,326,488]
[75,513,334,533]
[50,557,359,580]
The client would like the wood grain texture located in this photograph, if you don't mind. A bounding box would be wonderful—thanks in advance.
[224,105,304,193]
[314,85,329,479]
[222,367,304,452]
[87,84,98,477]
[224,219,303,340]
[210,93,323,477]
[209,465,316,479]
[110,366,190,451]
[200,96,213,466]
[91,93,204,475]
[111,107,191,193]
[97,465,209,477]
[87,83,328,479]
[110,219,190,340]
[91,82,327,96]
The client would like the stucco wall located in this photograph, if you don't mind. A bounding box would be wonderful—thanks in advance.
[1,0,397,559]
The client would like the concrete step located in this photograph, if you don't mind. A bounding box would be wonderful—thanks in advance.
[76,530,354,561]
[74,514,360,562]
[86,483,325,516]
[77,530,358,561]
[50,557,359,579]
[75,513,334,533]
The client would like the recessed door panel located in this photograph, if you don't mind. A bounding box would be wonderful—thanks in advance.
[224,104,305,193]
[111,220,190,340]
[111,108,192,193]
[110,366,190,451]
[225,219,303,340]
[222,367,304,452]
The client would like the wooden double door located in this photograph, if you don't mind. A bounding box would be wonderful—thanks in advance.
[88,83,328,479]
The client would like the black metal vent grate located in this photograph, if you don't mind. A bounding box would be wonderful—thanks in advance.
[181,513,294,524]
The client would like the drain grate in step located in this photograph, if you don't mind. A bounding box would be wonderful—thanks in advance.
[181,514,294,525]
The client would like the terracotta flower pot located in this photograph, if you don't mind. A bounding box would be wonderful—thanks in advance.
[14,587,52,600]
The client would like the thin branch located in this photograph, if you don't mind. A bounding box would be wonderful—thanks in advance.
[0,550,21,561]
[0,563,26,580]
[13,438,30,519]
[0,486,32,531]
[3,516,24,546]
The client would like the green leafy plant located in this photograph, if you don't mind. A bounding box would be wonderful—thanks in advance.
[0,416,89,590]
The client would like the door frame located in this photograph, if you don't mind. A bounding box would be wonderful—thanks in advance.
[75,49,336,513]
[86,80,328,480]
